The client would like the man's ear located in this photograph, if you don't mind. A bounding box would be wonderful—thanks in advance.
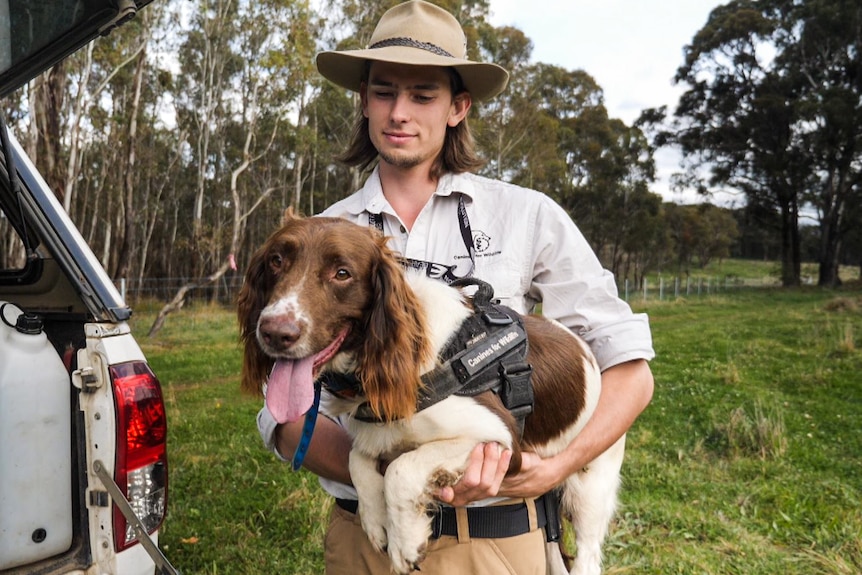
[448,92,472,127]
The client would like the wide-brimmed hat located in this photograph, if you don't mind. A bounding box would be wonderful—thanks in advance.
[316,0,509,101]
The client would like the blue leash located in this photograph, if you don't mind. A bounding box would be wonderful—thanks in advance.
[291,381,321,471]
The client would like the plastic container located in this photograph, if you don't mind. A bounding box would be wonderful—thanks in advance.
[0,301,73,569]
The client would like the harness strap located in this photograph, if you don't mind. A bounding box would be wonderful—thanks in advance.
[348,279,534,436]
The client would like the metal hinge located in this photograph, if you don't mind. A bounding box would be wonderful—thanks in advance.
[89,490,109,507]
[98,0,137,36]
[72,366,101,392]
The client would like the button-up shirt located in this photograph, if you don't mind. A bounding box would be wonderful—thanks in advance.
[258,166,655,500]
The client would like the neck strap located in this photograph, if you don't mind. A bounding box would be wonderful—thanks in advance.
[368,194,475,284]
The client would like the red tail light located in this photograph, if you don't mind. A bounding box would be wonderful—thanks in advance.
[110,361,168,552]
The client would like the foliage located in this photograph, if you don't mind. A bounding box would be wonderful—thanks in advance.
[132,285,862,574]
[3,0,862,304]
[664,0,862,288]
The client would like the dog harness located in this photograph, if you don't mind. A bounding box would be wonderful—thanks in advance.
[324,278,535,434]
[294,279,560,542]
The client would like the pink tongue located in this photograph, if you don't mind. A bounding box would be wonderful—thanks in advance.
[266,356,315,424]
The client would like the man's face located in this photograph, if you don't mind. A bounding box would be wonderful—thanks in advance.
[361,61,471,173]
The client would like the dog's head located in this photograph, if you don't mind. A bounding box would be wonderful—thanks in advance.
[237,209,432,422]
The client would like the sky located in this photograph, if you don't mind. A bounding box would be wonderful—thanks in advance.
[488,0,731,204]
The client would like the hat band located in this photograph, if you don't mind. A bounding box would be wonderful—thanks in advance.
[368,37,455,58]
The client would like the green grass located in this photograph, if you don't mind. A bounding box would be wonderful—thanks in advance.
[129,288,862,574]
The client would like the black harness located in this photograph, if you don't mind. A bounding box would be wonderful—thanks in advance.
[311,279,561,544]
[322,278,535,435]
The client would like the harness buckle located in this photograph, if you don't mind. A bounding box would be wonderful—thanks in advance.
[482,308,514,326]
[499,359,534,416]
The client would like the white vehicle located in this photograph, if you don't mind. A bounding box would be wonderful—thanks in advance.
[0,1,177,573]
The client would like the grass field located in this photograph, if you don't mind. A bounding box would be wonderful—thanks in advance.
[130,282,862,574]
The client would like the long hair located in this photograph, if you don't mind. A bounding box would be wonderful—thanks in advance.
[336,66,485,179]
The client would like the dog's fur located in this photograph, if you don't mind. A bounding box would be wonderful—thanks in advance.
[238,210,625,575]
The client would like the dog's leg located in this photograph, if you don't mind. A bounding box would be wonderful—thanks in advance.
[382,438,477,574]
[349,450,389,553]
[564,434,626,575]
[546,541,570,575]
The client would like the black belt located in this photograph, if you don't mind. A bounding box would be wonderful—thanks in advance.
[335,493,550,539]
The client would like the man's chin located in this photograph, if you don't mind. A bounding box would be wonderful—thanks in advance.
[378,150,425,170]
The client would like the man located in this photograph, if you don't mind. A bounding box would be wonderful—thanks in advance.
[257,1,655,573]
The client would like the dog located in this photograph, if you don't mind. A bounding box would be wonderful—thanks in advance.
[237,210,625,575]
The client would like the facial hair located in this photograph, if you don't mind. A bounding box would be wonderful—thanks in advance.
[377,148,425,170]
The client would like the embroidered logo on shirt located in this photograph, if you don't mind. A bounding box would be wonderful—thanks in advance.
[473,230,492,253]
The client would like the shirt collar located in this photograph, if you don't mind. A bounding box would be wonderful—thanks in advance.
[344,166,476,216]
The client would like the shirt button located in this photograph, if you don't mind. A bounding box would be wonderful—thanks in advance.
[400,225,407,234]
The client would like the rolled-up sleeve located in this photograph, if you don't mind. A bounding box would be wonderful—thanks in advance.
[257,405,289,462]
[528,196,655,371]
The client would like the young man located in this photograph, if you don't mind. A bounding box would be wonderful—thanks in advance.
[257,1,655,573]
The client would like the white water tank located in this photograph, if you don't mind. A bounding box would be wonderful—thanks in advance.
[0,302,73,569]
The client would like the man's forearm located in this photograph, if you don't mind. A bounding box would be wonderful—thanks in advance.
[275,417,354,485]
[557,359,654,475]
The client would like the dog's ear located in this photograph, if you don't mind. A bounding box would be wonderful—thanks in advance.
[237,241,276,397]
[358,238,433,421]
[282,206,302,224]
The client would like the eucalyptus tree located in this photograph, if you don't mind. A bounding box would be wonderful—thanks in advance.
[524,66,659,279]
[148,0,323,335]
[671,0,862,287]
[9,4,164,282]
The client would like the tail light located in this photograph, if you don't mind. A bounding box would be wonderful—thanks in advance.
[110,361,168,552]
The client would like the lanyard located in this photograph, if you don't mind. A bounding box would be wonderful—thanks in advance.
[367,195,475,284]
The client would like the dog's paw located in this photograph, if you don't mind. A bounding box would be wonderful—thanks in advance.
[358,507,389,553]
[388,539,427,575]
[385,512,432,574]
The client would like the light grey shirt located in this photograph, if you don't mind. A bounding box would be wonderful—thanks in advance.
[257,166,655,500]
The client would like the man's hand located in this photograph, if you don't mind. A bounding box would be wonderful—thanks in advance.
[434,444,568,506]
[434,443,511,506]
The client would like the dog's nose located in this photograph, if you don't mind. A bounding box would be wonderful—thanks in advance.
[258,317,301,351]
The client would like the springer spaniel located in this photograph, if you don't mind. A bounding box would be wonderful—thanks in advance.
[237,210,625,575]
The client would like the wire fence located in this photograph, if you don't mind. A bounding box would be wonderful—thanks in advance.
[119,275,246,307]
[621,275,782,302]
[118,274,784,308]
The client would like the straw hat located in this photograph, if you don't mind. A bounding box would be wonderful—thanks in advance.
[316,0,509,101]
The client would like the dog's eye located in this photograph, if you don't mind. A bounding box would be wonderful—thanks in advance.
[269,254,284,269]
[334,268,351,281]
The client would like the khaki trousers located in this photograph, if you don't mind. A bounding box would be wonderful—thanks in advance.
[324,503,546,575]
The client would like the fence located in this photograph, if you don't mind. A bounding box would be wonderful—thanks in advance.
[622,275,782,302]
[118,274,784,308]
[119,275,245,307]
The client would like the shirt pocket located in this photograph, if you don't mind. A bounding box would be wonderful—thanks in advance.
[474,265,528,314]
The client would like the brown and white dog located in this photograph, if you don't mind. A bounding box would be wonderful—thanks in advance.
[237,210,625,575]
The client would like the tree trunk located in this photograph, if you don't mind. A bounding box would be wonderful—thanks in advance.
[29,63,66,202]
[778,196,801,287]
[148,80,278,337]
[116,46,147,280]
